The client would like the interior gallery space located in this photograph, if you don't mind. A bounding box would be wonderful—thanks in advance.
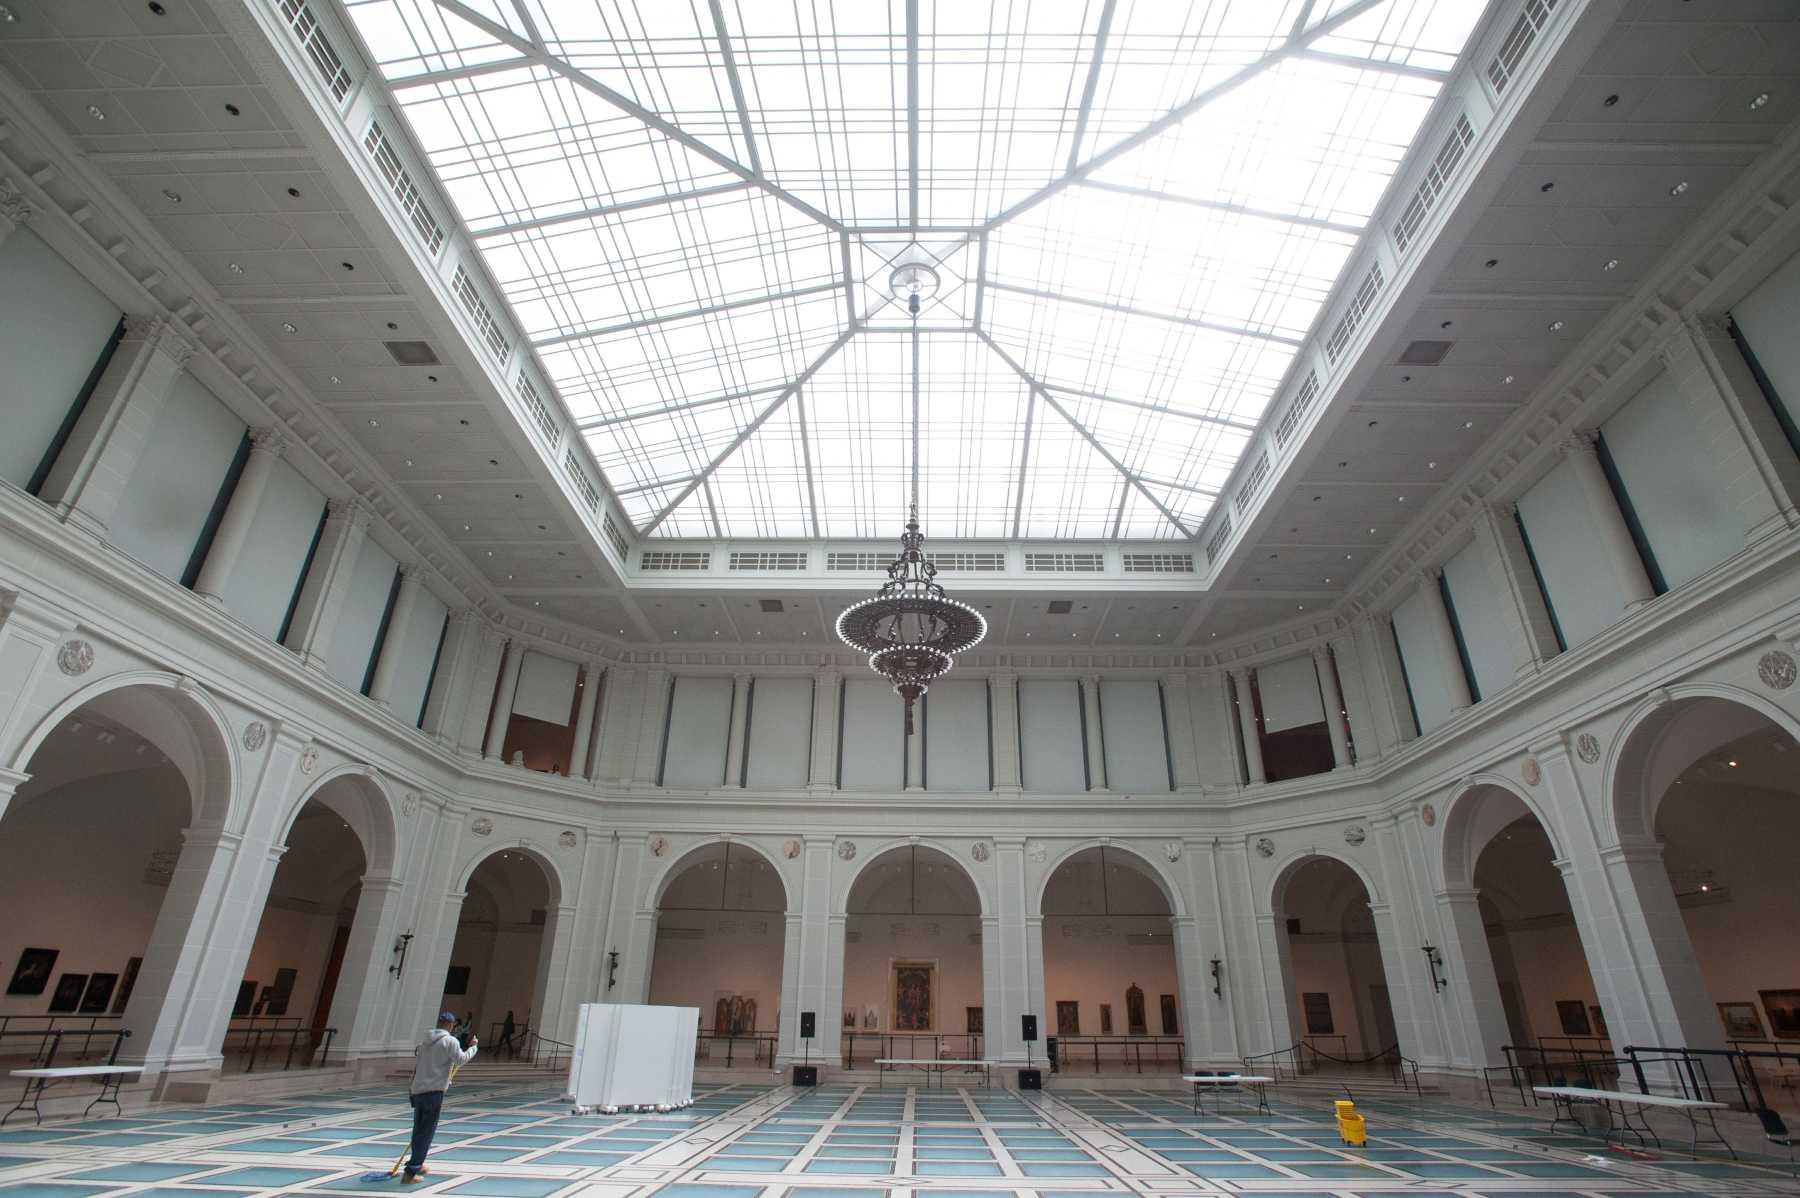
[5,0,1800,1195]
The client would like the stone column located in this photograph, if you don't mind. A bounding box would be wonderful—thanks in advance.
[1559,431,1655,609]
[1328,631,1376,764]
[1161,672,1203,790]
[721,673,751,787]
[591,665,642,785]
[1168,912,1212,1069]
[1415,568,1473,710]
[630,668,671,785]
[194,427,288,604]
[483,638,523,760]
[988,671,1021,792]
[1368,815,1447,1070]
[983,837,1031,1065]
[455,623,506,754]
[567,663,603,780]
[1229,667,1266,785]
[368,565,424,710]
[1361,613,1417,746]
[1080,675,1108,791]
[0,177,39,245]
[1215,839,1277,1056]
[0,590,77,777]
[775,913,805,1064]
[807,670,840,791]
[1662,316,1800,542]
[532,903,579,1046]
[1190,670,1239,788]
[1312,647,1350,769]
[1471,500,1560,678]
[1435,887,1512,1070]
[389,800,468,1048]
[784,838,843,1067]
[284,499,372,669]
[0,767,29,828]
[38,315,196,536]
[327,872,408,1060]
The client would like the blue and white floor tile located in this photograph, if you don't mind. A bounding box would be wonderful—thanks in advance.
[0,1079,1792,1198]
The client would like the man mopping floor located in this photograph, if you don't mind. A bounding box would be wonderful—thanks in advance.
[401,1011,478,1184]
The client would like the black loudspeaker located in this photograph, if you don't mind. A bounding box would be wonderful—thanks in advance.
[1017,1068,1042,1090]
[799,1011,816,1039]
[1021,1014,1038,1042]
[791,1065,818,1087]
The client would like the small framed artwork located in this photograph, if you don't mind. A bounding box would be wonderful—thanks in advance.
[49,972,88,1014]
[80,973,118,1014]
[1099,1003,1113,1035]
[1719,1001,1765,1040]
[1556,999,1592,1036]
[1589,1005,1608,1040]
[112,957,142,1014]
[1160,993,1179,1036]
[7,948,59,996]
[1302,992,1334,1035]
[266,968,297,1017]
[443,965,471,996]
[233,980,257,1018]
[1055,1000,1080,1036]
[843,1008,856,1029]
[1760,990,1800,1039]
[965,1006,983,1036]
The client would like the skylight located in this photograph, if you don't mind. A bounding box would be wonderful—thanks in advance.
[343,0,1487,540]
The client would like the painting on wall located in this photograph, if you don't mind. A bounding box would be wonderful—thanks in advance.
[112,957,141,1014]
[1125,984,1148,1036]
[7,948,58,996]
[1761,989,1800,1039]
[892,963,934,1032]
[1160,993,1179,1036]
[266,968,298,1017]
[1302,992,1334,1035]
[233,980,257,1018]
[1556,999,1592,1036]
[711,994,759,1035]
[1589,1005,1608,1040]
[48,973,87,1013]
[862,1006,879,1030]
[1098,1003,1113,1035]
[965,1006,983,1036]
[79,973,118,1014]
[1055,1000,1080,1036]
[843,1008,857,1030]
[1719,1001,1765,1040]
[443,966,470,996]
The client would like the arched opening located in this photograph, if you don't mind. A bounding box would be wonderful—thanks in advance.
[1614,694,1800,1074]
[0,684,228,1068]
[235,775,385,1070]
[648,843,787,1069]
[1272,856,1398,1067]
[843,846,983,1065]
[442,850,555,1058]
[1040,847,1183,1072]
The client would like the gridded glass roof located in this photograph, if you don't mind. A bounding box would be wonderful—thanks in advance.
[344,0,1487,539]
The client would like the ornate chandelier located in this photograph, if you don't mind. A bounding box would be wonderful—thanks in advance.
[836,506,986,733]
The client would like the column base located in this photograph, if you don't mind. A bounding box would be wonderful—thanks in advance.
[805,782,836,793]
[55,503,107,539]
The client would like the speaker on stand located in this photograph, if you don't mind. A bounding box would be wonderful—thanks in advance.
[1018,1014,1041,1090]
[792,1011,818,1086]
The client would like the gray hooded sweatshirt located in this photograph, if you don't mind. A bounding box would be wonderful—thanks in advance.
[411,1027,478,1095]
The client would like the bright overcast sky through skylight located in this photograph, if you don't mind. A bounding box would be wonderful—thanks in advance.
[343,0,1488,540]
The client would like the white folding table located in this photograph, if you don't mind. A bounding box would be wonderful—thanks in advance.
[875,1058,993,1089]
[1533,1084,1733,1157]
[1182,1073,1273,1116]
[4,1065,143,1125]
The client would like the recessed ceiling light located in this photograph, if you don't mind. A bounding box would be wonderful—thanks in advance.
[1427,461,1437,470]
[1297,604,1305,611]
[1483,258,1498,269]
[403,458,413,467]
[1539,181,1554,193]
[1463,420,1474,429]
[87,104,106,121]
[534,601,542,607]
[1603,93,1620,107]
[1670,180,1689,196]
[161,189,181,203]
[462,523,471,532]
[0,6,16,22]
[1368,527,1377,535]
[366,418,378,428]
[485,550,493,557]
[1397,495,1407,503]
[1750,92,1770,110]
[1345,553,1353,560]
[1502,374,1515,385]
[1603,258,1619,271]
[433,492,443,500]
[1728,758,1739,767]
[329,375,341,384]
[228,262,244,274]
[1440,320,1453,329]
[281,321,297,334]
[1548,319,1565,332]
[1324,577,1331,583]
[286,187,301,198]
[224,102,241,116]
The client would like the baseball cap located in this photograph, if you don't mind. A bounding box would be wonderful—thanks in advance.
[438,1011,459,1023]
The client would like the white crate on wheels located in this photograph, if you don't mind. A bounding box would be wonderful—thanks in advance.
[565,1004,698,1111]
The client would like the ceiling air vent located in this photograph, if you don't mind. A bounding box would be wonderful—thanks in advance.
[758,599,785,613]
[1046,600,1075,615]
[1399,339,1454,366]
[384,339,439,366]
[640,551,710,571]
[277,0,353,102]
[1234,450,1271,515]
[1273,370,1321,450]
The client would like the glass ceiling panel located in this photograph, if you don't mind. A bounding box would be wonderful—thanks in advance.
[340,0,1488,541]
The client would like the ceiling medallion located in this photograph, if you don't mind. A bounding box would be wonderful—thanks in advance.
[837,506,986,733]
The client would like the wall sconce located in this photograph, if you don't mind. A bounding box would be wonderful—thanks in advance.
[1210,958,1223,998]
[1421,944,1447,992]
[388,932,414,979]
[606,949,620,991]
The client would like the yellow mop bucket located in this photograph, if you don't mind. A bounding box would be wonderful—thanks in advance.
[1334,1099,1367,1147]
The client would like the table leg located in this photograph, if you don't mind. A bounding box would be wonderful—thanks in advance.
[1,1077,45,1126]
[1253,1082,1270,1116]
[84,1075,124,1118]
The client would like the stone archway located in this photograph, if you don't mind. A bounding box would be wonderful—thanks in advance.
[1268,854,1401,1067]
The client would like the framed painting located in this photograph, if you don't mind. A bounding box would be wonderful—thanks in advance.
[1719,1001,1765,1040]
[80,973,118,1014]
[1556,999,1592,1036]
[965,1006,983,1036]
[1302,992,1334,1035]
[891,962,934,1032]
[266,968,297,1017]
[1125,984,1147,1036]
[7,948,58,996]
[112,957,141,1014]
[1160,993,1180,1036]
[1055,1000,1080,1036]
[233,980,257,1018]
[443,965,470,996]
[1099,1003,1113,1035]
[1761,989,1800,1039]
[48,972,87,1013]
[1589,1004,1608,1040]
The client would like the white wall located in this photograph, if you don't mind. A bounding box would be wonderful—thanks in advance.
[1516,457,1629,647]
[1020,678,1085,792]
[1100,679,1169,793]
[925,678,988,792]
[840,679,903,791]
[1391,588,1454,734]
[391,594,449,727]
[1042,917,1181,1037]
[322,538,397,692]
[1732,245,1800,433]
[0,228,120,489]
[842,914,983,1035]
[745,677,811,789]
[1603,371,1746,589]
[663,675,733,787]
[109,372,243,583]
[1442,541,1513,701]
[219,457,324,641]
[648,910,784,1034]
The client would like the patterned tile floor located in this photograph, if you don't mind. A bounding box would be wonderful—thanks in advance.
[0,1078,1792,1198]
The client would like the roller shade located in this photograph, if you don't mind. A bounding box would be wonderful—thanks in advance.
[840,679,903,791]
[1257,655,1324,733]
[663,676,732,787]
[1019,678,1086,793]
[1100,679,1169,793]
[925,678,988,793]
[745,677,811,789]
[513,650,579,724]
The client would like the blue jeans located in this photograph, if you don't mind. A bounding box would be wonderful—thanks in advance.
[406,1089,444,1176]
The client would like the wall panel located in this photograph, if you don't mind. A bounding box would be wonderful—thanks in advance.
[391,592,449,727]
[1391,588,1454,735]
[514,651,579,725]
[1100,679,1168,793]
[926,678,988,793]
[745,677,811,789]
[1258,656,1324,734]
[1732,246,1800,432]
[840,679,904,791]
[1515,457,1629,647]
[663,676,733,788]
[220,458,324,640]
[323,539,396,691]
[1442,542,1513,701]
[1019,678,1086,793]
[109,372,243,582]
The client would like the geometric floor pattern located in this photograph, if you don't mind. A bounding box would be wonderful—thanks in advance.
[0,1080,1793,1198]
